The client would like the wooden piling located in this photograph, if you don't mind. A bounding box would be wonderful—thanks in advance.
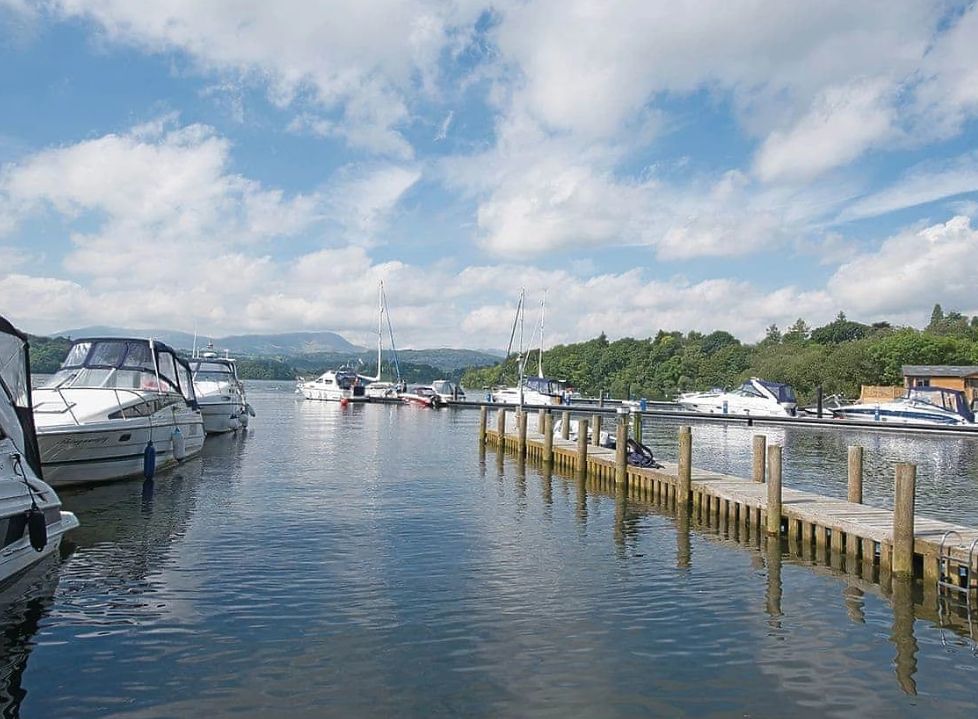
[478,406,488,445]
[591,414,602,447]
[766,444,782,535]
[577,418,589,474]
[632,412,642,444]
[678,425,692,507]
[543,412,554,465]
[893,463,916,578]
[847,446,863,504]
[615,414,627,485]
[496,407,507,447]
[517,410,528,458]
[752,435,766,483]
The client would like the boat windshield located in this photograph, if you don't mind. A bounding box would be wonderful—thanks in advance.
[431,381,453,395]
[757,380,797,404]
[526,376,566,396]
[336,372,359,390]
[734,382,765,398]
[907,387,974,420]
[192,360,235,383]
[43,339,181,393]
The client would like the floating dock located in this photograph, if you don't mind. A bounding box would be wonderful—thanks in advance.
[479,407,978,595]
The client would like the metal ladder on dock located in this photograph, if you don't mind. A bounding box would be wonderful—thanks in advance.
[938,530,978,597]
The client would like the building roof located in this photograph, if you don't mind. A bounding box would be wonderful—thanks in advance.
[902,365,978,377]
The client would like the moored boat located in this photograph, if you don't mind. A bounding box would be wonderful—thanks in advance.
[298,367,368,402]
[677,378,797,416]
[0,315,79,582]
[190,349,254,434]
[32,337,205,485]
[832,387,974,426]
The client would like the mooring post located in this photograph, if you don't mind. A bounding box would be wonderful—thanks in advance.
[678,425,692,507]
[767,444,782,535]
[577,418,589,474]
[560,411,571,440]
[537,407,546,433]
[816,385,824,419]
[496,407,507,448]
[591,414,602,447]
[848,446,864,504]
[517,410,528,458]
[543,412,554,465]
[615,410,628,485]
[893,463,917,578]
[598,391,605,408]
[479,406,488,445]
[753,435,766,483]
[632,411,642,444]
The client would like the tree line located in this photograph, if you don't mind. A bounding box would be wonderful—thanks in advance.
[460,305,978,404]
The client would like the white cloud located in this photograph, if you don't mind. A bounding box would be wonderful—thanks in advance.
[827,215,978,318]
[754,78,897,183]
[50,0,487,156]
[838,152,978,222]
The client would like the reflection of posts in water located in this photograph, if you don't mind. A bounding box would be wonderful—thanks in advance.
[614,482,627,550]
[515,458,527,501]
[842,583,865,624]
[676,503,691,569]
[577,418,589,478]
[890,577,918,696]
[575,473,588,528]
[541,464,553,506]
[765,536,782,620]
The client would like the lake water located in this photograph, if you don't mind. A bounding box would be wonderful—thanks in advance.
[3,382,978,717]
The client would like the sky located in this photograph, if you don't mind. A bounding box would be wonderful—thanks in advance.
[1,1,978,350]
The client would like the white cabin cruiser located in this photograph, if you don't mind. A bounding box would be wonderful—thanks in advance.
[430,380,464,402]
[33,337,205,486]
[492,376,568,406]
[677,378,797,416]
[0,316,79,583]
[298,367,367,402]
[832,387,975,426]
[190,352,254,434]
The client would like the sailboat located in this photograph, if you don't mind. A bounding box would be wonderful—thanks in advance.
[491,290,569,406]
[364,282,406,402]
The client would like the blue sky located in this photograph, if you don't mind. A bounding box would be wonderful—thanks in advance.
[2,1,978,349]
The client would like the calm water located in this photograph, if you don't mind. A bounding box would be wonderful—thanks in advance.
[2,383,978,717]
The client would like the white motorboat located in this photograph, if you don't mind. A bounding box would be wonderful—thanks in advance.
[492,376,568,406]
[32,337,205,486]
[298,367,368,402]
[190,349,254,434]
[832,387,975,426]
[0,315,79,583]
[364,381,404,400]
[430,380,464,402]
[677,378,798,416]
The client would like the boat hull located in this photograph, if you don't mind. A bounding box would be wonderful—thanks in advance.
[0,512,79,585]
[833,406,971,426]
[198,399,245,434]
[300,386,368,402]
[37,414,205,486]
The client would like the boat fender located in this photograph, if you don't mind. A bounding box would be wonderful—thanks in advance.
[247,403,256,417]
[27,507,47,552]
[340,398,350,408]
[143,440,157,480]
[172,427,187,461]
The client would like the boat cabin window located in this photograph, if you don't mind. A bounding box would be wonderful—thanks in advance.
[62,341,91,368]
[192,361,234,383]
[44,339,181,393]
[736,382,764,398]
[176,362,195,401]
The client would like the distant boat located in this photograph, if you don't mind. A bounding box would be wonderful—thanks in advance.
[190,346,254,434]
[832,387,974,426]
[297,367,368,402]
[430,380,464,402]
[0,315,79,582]
[32,337,205,485]
[677,378,798,416]
[400,385,441,408]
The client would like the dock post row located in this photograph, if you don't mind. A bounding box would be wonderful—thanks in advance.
[482,407,978,591]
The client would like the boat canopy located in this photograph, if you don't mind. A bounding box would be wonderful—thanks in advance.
[44,338,197,403]
[191,358,237,382]
[0,315,44,477]
[907,387,974,422]
[525,376,566,396]
[755,380,797,404]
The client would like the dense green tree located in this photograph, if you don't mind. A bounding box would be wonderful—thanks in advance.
[811,312,869,344]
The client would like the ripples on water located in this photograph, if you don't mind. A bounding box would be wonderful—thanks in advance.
[1,385,977,717]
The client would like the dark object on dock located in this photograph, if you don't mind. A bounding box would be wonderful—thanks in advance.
[625,438,663,469]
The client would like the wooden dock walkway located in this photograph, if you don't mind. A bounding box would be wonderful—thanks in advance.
[481,406,978,594]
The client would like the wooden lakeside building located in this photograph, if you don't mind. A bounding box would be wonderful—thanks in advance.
[478,406,978,598]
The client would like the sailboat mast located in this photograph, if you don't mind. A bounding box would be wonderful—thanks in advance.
[377,281,383,380]
[538,291,546,378]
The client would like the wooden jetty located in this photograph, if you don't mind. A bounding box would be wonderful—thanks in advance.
[479,406,978,594]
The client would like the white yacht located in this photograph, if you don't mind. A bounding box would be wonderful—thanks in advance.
[190,350,254,434]
[430,380,464,402]
[677,378,798,416]
[832,387,974,426]
[32,337,205,486]
[492,376,568,406]
[298,367,367,402]
[0,316,79,582]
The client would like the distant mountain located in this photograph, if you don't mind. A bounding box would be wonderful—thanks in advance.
[55,326,364,355]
